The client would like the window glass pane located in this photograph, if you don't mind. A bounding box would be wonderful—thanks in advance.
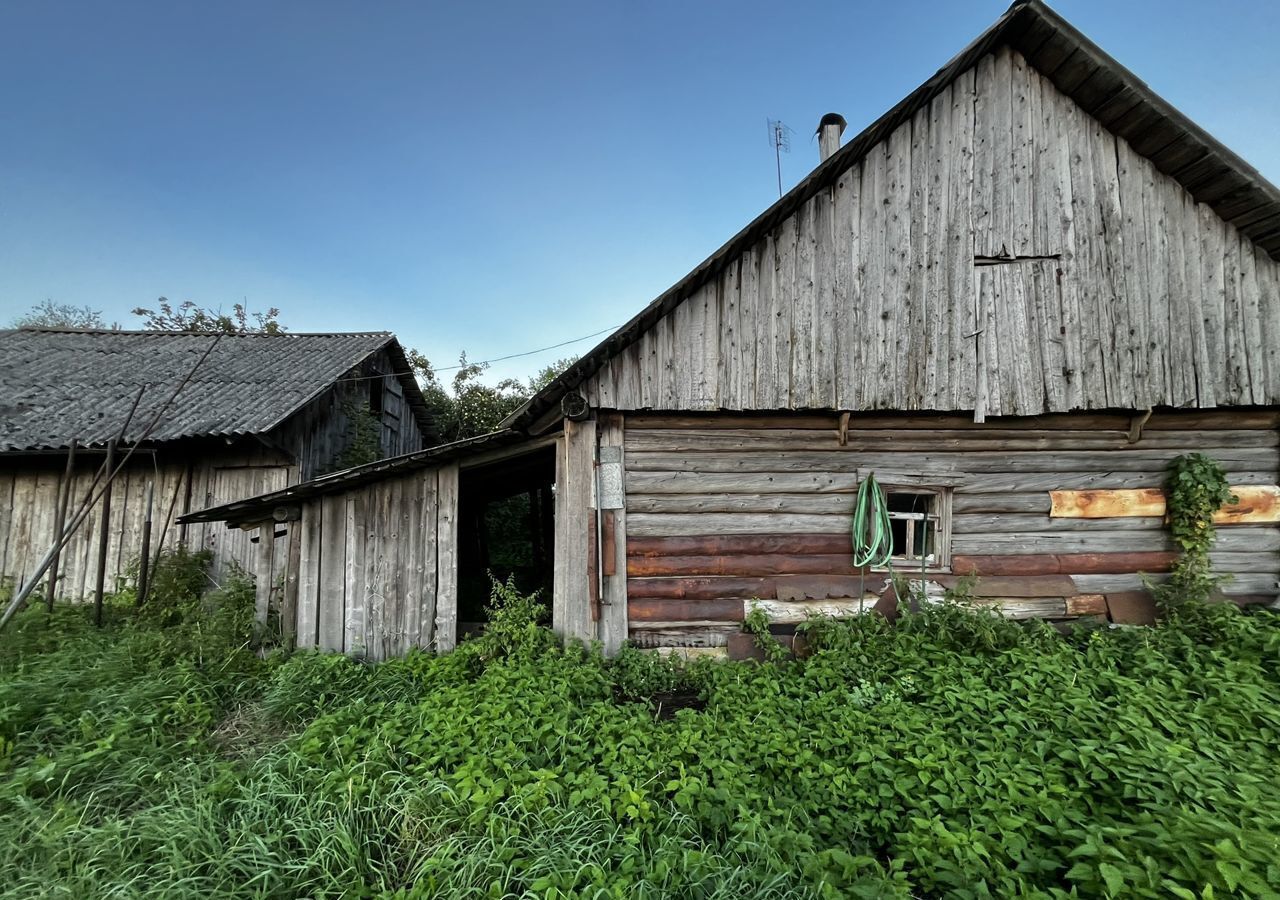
[887,492,927,514]
[918,518,934,558]
[889,516,909,556]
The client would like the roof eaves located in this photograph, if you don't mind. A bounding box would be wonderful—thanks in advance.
[177,428,525,524]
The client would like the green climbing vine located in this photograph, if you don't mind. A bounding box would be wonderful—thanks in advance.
[1157,452,1237,612]
[336,400,383,471]
[743,606,790,663]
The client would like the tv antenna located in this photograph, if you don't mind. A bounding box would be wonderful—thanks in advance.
[767,118,793,198]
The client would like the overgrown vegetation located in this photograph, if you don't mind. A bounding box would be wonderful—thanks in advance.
[2,551,1279,897]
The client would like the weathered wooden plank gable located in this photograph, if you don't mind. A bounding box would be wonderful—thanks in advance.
[582,47,1280,416]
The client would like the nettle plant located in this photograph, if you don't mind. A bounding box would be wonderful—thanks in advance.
[1158,452,1237,611]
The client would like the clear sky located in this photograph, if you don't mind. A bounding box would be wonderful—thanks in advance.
[2,0,1277,383]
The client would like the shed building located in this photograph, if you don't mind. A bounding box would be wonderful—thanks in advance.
[0,328,433,604]
[184,0,1280,658]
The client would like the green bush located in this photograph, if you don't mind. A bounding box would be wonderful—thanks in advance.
[1,575,1279,898]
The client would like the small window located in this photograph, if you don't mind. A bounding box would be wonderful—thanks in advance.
[368,374,385,415]
[884,489,950,567]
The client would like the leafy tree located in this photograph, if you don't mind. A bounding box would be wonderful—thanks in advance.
[530,356,577,392]
[408,351,578,444]
[11,300,109,330]
[131,298,285,334]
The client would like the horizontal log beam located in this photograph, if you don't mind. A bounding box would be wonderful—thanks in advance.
[622,411,1280,432]
[1050,485,1280,523]
[628,533,851,558]
[628,553,864,578]
[624,428,1280,454]
[747,597,875,623]
[626,572,1085,602]
[627,598,744,623]
[953,551,1179,575]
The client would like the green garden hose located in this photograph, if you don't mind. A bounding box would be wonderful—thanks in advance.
[851,473,893,569]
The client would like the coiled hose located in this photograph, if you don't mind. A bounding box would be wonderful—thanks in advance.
[851,473,893,569]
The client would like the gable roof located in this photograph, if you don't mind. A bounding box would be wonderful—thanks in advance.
[0,329,434,451]
[504,0,1280,432]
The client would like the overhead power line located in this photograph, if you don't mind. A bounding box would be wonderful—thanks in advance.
[334,324,622,386]
[432,324,619,372]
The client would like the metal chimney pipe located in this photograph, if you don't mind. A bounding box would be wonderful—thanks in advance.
[817,112,847,163]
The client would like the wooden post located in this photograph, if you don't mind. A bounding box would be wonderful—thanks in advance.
[93,439,116,627]
[136,481,154,607]
[553,418,596,643]
[45,440,77,611]
[253,522,275,628]
[433,462,460,652]
[597,416,629,655]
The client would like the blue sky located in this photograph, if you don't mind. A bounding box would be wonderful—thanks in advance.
[2,1,1277,383]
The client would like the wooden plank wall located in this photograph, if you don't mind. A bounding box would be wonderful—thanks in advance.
[623,411,1280,649]
[278,347,427,481]
[291,465,453,660]
[0,443,295,601]
[585,46,1280,416]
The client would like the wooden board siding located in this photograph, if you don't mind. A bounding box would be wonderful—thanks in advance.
[622,411,1280,647]
[584,47,1280,417]
[277,347,427,481]
[0,442,294,602]
[289,466,453,660]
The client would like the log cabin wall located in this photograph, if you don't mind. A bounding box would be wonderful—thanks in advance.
[0,440,295,600]
[289,463,458,661]
[584,46,1280,418]
[622,410,1280,650]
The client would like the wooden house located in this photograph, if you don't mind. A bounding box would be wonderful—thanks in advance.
[184,0,1280,659]
[0,328,433,603]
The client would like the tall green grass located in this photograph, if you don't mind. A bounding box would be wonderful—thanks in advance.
[1,560,1278,898]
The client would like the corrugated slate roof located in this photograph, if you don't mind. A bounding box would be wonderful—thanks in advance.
[0,329,424,451]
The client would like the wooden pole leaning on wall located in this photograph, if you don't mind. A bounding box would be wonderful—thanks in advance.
[0,335,223,634]
[45,439,78,612]
[93,439,117,627]
[136,480,154,607]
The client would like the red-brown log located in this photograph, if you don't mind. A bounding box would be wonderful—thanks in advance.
[627,533,851,558]
[952,551,1178,576]
[627,598,744,623]
[627,553,864,577]
[628,576,776,601]
[627,573,889,602]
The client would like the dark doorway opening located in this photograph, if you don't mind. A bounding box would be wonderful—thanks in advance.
[456,447,556,642]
